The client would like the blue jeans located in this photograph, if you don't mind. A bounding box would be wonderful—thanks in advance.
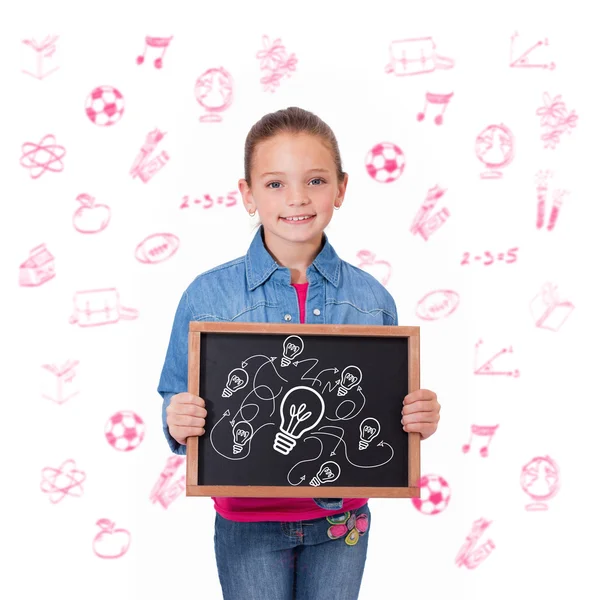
[214,503,371,600]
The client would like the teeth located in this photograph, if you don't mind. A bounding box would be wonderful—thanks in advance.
[285,216,312,221]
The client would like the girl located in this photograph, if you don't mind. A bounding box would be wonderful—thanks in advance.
[158,106,441,600]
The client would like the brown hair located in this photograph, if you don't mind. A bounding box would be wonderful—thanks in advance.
[243,106,345,188]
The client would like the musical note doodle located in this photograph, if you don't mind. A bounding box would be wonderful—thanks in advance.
[136,35,173,69]
[417,92,454,125]
[462,425,499,457]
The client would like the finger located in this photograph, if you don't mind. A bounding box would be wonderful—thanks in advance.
[404,389,435,404]
[172,394,206,408]
[404,422,437,436]
[401,412,438,425]
[169,403,207,418]
[170,415,206,428]
[173,425,205,438]
[402,400,436,415]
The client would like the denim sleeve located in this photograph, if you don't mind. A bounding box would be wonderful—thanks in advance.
[157,290,193,456]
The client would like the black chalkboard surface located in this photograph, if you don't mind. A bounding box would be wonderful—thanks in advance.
[186,322,420,498]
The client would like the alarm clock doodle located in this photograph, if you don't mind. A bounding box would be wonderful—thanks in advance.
[207,334,395,488]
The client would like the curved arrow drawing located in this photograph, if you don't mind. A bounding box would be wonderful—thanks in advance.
[319,425,345,456]
[310,430,394,469]
[286,435,324,485]
[325,387,366,421]
[241,354,277,368]
[293,357,320,384]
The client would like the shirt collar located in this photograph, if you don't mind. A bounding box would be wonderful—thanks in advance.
[245,226,341,290]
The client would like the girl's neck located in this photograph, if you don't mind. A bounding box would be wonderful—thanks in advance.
[262,228,322,284]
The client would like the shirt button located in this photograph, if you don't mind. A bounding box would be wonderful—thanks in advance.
[313,308,321,316]
[284,314,292,321]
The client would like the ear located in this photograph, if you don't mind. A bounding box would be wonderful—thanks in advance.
[238,178,256,213]
[334,172,349,209]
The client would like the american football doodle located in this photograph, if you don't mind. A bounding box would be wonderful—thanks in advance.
[134,233,180,264]
[416,290,460,321]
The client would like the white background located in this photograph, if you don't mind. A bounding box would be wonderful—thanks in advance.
[1,0,598,598]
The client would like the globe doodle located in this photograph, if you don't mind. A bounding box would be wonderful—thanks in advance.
[475,124,515,179]
[105,410,145,451]
[194,67,234,122]
[520,455,560,510]
[412,473,451,515]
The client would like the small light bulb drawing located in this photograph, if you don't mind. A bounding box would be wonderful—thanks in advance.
[273,386,324,455]
[281,335,304,367]
[358,417,380,450]
[310,461,341,486]
[222,367,249,398]
[337,365,362,396]
[232,420,253,454]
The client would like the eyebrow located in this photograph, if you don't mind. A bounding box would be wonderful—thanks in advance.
[260,168,330,177]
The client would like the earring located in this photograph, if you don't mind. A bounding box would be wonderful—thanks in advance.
[334,205,340,210]
[249,210,256,217]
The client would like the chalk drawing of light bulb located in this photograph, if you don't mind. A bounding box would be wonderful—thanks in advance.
[310,461,341,486]
[222,367,249,398]
[281,335,304,367]
[273,386,324,455]
[358,417,381,450]
[337,365,362,396]
[232,420,253,454]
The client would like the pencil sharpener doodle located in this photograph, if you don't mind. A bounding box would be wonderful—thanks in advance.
[416,290,460,321]
[134,233,180,264]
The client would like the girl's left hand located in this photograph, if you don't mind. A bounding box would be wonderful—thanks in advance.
[401,389,440,440]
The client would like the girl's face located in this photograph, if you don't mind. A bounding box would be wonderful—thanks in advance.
[239,133,348,251]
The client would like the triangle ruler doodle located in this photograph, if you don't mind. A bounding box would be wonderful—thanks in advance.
[474,340,519,377]
[509,32,556,70]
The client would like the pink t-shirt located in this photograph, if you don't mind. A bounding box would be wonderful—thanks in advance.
[212,282,368,521]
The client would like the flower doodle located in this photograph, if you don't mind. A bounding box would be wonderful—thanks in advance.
[536,93,578,149]
[326,510,369,546]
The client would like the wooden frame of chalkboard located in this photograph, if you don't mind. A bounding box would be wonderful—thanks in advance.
[186,322,420,499]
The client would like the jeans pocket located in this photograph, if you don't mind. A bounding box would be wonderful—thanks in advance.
[313,497,344,510]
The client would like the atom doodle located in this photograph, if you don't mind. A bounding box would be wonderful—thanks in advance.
[20,134,66,179]
[40,459,86,503]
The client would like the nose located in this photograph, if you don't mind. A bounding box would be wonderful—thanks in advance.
[286,185,309,206]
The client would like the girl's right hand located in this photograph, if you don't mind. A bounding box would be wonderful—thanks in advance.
[166,392,207,446]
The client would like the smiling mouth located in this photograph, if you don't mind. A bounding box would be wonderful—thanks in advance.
[280,215,316,222]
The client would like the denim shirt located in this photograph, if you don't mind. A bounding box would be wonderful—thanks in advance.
[157,226,398,511]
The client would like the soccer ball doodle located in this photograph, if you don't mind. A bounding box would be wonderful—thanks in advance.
[412,473,451,515]
[365,142,406,183]
[85,86,125,127]
[104,410,145,452]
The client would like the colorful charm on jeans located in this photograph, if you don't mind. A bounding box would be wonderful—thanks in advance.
[326,510,369,546]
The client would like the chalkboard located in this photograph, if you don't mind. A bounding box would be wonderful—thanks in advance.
[185,322,420,498]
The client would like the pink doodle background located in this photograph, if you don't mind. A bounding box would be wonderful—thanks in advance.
[3,2,599,599]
